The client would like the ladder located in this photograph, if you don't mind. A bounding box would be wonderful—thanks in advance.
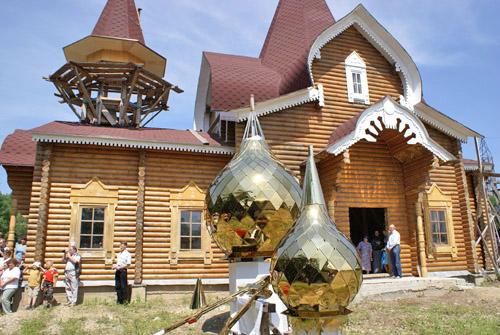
[473,138,500,278]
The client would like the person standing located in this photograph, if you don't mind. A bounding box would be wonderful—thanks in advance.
[0,259,21,314]
[371,230,385,273]
[24,261,43,309]
[112,241,131,304]
[62,245,80,306]
[15,237,27,262]
[41,260,59,308]
[356,236,373,274]
[386,224,402,278]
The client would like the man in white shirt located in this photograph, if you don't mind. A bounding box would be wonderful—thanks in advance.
[63,245,81,306]
[386,224,402,278]
[112,241,131,304]
[0,259,20,313]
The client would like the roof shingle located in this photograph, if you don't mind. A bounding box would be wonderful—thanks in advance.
[0,122,231,168]
[205,0,334,111]
[0,130,36,167]
[92,0,145,44]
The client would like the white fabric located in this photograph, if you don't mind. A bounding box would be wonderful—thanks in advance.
[1,267,20,289]
[230,283,289,335]
[65,253,81,271]
[386,230,401,249]
[116,250,132,269]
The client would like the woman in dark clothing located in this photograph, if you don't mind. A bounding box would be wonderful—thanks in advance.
[371,230,385,273]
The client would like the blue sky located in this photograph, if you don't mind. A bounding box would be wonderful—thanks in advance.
[1,0,499,193]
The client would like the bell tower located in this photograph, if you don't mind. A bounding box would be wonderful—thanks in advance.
[47,0,182,128]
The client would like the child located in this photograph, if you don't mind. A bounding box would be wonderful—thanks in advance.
[24,261,43,309]
[41,260,59,308]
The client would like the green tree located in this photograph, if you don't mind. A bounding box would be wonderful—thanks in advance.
[0,192,27,240]
[0,192,11,236]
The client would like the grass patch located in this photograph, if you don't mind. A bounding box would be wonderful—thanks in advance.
[18,310,51,335]
[59,318,89,335]
[345,299,500,335]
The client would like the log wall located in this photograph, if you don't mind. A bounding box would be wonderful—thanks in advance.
[24,143,230,282]
[234,26,477,274]
[4,166,33,217]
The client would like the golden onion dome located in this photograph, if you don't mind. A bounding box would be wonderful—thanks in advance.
[270,145,362,317]
[206,112,302,258]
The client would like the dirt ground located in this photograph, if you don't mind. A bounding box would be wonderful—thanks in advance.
[0,285,499,334]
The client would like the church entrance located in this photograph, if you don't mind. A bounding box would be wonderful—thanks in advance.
[348,207,387,246]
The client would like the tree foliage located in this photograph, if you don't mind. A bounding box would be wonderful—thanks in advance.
[0,192,27,240]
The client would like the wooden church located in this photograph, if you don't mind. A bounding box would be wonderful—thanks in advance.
[0,0,491,293]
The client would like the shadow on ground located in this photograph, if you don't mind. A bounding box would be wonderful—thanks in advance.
[202,311,230,333]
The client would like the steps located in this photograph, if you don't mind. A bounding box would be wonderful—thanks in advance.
[353,276,473,303]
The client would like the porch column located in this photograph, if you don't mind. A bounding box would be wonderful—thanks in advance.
[7,199,17,249]
[134,151,146,284]
[416,194,428,277]
[35,145,52,261]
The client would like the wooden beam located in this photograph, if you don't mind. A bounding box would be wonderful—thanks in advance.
[35,145,52,262]
[101,106,118,126]
[135,93,142,128]
[134,151,146,284]
[72,65,96,120]
[52,82,83,120]
[7,199,17,249]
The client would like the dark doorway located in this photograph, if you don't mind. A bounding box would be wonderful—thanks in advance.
[349,208,386,246]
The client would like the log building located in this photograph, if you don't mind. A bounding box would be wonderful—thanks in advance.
[0,0,491,294]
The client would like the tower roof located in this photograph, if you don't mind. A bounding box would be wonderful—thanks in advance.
[92,0,145,44]
[202,0,334,111]
[259,0,335,93]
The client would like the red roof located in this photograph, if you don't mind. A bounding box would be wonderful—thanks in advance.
[205,0,334,111]
[204,52,282,110]
[31,122,224,146]
[0,122,230,167]
[328,114,361,146]
[92,0,145,44]
[0,130,36,167]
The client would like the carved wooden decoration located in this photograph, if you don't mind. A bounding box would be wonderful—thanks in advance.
[169,181,212,265]
[134,151,146,284]
[69,178,118,262]
[35,145,52,261]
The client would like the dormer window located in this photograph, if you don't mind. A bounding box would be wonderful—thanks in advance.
[345,51,370,104]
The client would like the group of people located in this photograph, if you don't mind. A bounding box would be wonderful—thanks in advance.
[356,224,402,278]
[0,237,132,315]
[0,235,82,314]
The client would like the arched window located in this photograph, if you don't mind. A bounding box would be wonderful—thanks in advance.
[345,51,370,105]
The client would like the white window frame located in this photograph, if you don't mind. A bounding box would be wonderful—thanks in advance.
[345,51,370,104]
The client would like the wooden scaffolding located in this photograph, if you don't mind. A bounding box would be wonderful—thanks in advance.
[47,61,183,128]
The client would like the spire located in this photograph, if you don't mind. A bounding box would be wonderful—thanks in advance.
[259,0,335,93]
[242,95,265,140]
[301,145,325,208]
[92,0,145,44]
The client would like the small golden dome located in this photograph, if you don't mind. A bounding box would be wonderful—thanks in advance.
[206,112,301,258]
[271,146,362,316]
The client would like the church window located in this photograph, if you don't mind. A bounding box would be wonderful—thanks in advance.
[345,51,370,104]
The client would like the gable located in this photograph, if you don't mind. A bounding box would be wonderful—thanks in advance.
[312,26,403,126]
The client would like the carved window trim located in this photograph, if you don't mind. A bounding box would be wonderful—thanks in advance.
[423,183,457,259]
[169,182,212,265]
[69,178,118,262]
[345,51,370,105]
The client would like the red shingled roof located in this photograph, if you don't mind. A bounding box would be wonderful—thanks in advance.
[204,52,282,110]
[31,121,224,146]
[0,122,230,168]
[0,130,36,167]
[205,0,334,111]
[92,0,145,44]
[328,114,361,146]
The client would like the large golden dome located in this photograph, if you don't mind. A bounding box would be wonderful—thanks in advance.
[206,112,301,258]
[270,146,362,316]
